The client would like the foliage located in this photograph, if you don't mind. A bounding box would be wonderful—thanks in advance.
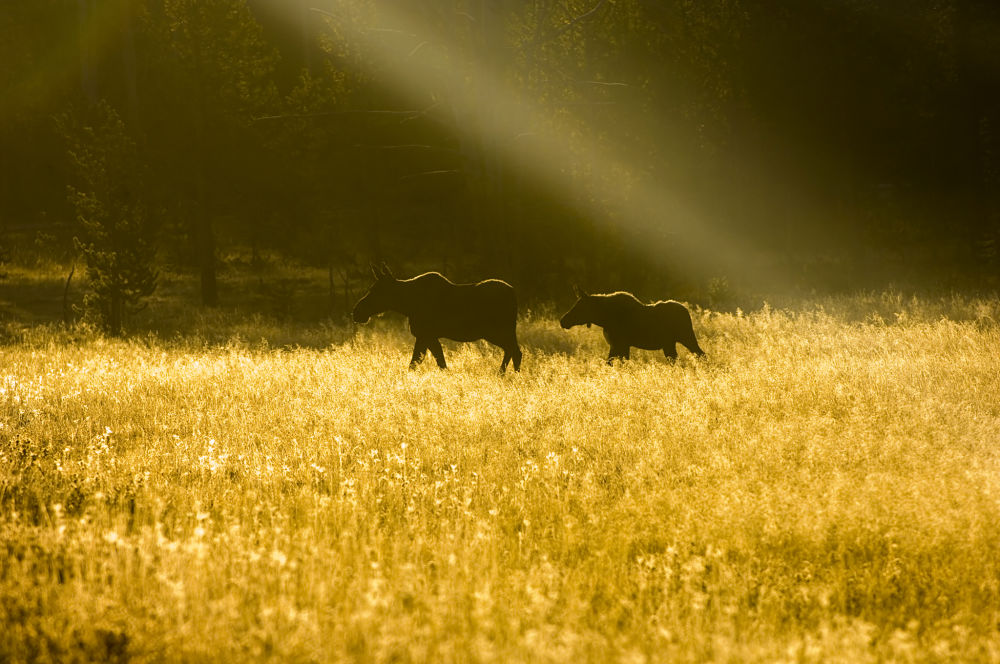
[4,0,1000,301]
[154,0,278,119]
[2,298,1000,661]
[60,101,157,336]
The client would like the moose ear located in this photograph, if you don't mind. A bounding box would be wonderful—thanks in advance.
[573,284,588,298]
[380,262,395,280]
[370,262,381,280]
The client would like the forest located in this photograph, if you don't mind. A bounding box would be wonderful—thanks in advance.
[2,0,1000,329]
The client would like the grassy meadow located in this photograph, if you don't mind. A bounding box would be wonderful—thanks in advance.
[3,293,1000,662]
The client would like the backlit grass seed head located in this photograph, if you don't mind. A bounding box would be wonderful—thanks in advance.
[3,301,1000,661]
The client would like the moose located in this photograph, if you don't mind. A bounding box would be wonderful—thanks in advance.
[560,287,705,364]
[353,263,523,372]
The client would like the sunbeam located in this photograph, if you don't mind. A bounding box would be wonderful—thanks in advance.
[304,0,790,290]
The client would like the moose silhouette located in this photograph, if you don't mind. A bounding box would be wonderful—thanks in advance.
[560,286,705,364]
[353,263,522,372]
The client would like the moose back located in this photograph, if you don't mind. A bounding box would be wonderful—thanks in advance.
[560,288,705,363]
[353,264,523,372]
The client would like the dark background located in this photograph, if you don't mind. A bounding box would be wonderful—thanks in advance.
[2,0,999,320]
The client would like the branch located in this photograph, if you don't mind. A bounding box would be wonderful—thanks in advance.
[355,144,460,153]
[398,170,462,181]
[310,8,419,39]
[408,41,431,58]
[533,0,609,48]
[252,109,429,123]
[559,101,617,107]
[254,99,441,125]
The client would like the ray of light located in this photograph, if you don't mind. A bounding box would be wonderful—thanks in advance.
[305,0,789,291]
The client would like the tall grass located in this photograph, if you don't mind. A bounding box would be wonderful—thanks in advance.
[2,299,1000,662]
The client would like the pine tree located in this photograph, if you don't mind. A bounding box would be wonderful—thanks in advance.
[62,101,157,335]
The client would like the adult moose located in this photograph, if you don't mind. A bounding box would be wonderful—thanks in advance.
[353,264,523,372]
[560,287,705,364]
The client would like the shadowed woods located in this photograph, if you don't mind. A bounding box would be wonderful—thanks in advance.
[352,265,705,371]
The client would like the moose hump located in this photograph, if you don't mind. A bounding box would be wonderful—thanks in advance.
[560,288,704,364]
[353,264,522,373]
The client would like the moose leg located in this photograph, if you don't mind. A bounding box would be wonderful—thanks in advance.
[509,326,523,372]
[490,333,522,373]
[427,339,447,369]
[510,344,523,372]
[680,318,706,356]
[606,346,629,365]
[409,339,428,369]
[681,338,706,357]
[499,344,523,373]
[663,343,678,361]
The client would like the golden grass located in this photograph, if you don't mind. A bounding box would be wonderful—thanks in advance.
[3,299,1000,662]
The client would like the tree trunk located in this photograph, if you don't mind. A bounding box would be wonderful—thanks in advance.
[77,0,98,102]
[952,0,1000,277]
[300,0,313,74]
[191,19,218,307]
[62,263,75,327]
[197,212,218,307]
[120,0,140,128]
[328,263,336,316]
[342,266,352,318]
[109,290,123,337]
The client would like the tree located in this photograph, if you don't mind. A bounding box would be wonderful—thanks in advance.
[140,0,278,306]
[62,101,157,335]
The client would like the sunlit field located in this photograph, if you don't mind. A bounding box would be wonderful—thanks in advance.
[3,295,1000,663]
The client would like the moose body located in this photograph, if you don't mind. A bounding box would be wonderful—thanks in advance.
[560,289,705,364]
[353,265,522,372]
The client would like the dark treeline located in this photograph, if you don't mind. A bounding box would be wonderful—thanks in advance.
[2,0,999,323]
